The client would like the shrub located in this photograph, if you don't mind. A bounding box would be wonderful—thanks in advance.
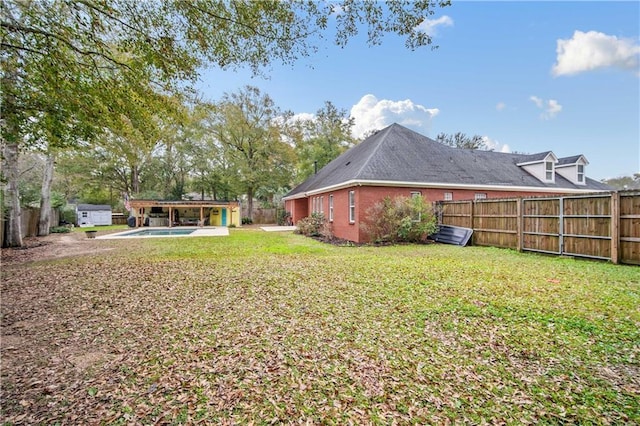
[295,213,329,238]
[277,210,292,226]
[362,195,438,244]
[241,217,253,225]
[50,226,71,233]
[60,206,76,225]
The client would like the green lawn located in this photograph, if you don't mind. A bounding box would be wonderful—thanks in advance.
[1,229,638,424]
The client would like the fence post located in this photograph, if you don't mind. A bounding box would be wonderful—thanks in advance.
[611,191,620,264]
[469,200,475,244]
[517,198,523,252]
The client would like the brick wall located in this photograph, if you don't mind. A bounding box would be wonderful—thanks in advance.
[286,185,569,243]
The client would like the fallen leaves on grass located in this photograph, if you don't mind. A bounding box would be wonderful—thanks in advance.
[1,231,639,424]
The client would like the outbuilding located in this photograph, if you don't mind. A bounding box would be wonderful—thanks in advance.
[76,204,113,227]
[127,199,241,228]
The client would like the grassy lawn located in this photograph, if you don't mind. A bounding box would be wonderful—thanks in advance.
[1,229,638,424]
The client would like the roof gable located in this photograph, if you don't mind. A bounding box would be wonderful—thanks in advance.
[516,151,558,166]
[557,155,588,167]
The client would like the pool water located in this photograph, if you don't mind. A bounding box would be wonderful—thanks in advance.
[117,228,196,237]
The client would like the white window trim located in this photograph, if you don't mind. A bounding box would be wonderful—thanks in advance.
[410,191,422,222]
[577,164,585,183]
[475,193,487,200]
[545,161,554,182]
[320,196,324,215]
[444,192,453,201]
[329,195,334,222]
[348,190,355,223]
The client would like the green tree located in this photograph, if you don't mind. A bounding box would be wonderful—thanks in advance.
[601,174,640,190]
[293,101,356,182]
[210,86,295,220]
[436,132,487,150]
[2,0,451,246]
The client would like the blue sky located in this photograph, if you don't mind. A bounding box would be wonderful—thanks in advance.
[196,1,640,181]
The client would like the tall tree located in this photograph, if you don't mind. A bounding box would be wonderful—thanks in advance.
[210,86,295,219]
[37,153,55,236]
[2,0,451,246]
[185,104,238,201]
[436,132,487,150]
[293,101,356,182]
[601,174,640,190]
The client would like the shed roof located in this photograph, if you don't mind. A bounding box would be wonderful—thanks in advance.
[77,204,112,211]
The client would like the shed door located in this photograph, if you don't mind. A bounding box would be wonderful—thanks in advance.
[92,211,111,225]
[221,208,227,226]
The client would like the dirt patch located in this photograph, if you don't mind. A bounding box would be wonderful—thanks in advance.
[1,232,118,265]
[0,334,25,349]
[67,351,115,372]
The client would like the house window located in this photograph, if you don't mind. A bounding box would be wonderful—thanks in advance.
[329,195,334,222]
[545,161,554,181]
[348,190,355,223]
[475,193,487,200]
[577,164,584,183]
[410,191,422,222]
[444,192,453,201]
[320,196,324,215]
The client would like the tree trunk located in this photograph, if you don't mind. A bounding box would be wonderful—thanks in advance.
[247,186,254,221]
[38,153,55,236]
[2,142,23,247]
[131,165,140,194]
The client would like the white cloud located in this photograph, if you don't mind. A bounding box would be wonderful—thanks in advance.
[289,112,316,123]
[529,96,562,120]
[350,94,439,139]
[482,136,511,153]
[416,15,454,36]
[546,99,562,118]
[496,102,506,111]
[529,95,543,108]
[552,30,640,76]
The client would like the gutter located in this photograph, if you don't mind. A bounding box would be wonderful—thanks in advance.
[282,179,607,201]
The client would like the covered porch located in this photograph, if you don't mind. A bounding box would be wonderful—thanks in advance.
[128,200,241,228]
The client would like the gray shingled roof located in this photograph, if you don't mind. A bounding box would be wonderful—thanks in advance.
[557,155,584,166]
[285,123,610,198]
[77,204,112,211]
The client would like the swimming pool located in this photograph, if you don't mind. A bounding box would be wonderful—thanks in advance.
[97,227,230,239]
[117,229,196,237]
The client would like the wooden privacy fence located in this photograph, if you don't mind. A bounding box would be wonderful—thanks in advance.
[1,208,60,247]
[437,191,640,265]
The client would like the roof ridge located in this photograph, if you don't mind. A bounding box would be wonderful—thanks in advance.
[353,125,394,178]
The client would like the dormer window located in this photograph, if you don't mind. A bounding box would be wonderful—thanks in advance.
[577,164,584,183]
[545,161,554,182]
[555,155,588,185]
[517,151,559,184]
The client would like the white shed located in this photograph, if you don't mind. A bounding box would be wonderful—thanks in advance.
[76,204,112,226]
